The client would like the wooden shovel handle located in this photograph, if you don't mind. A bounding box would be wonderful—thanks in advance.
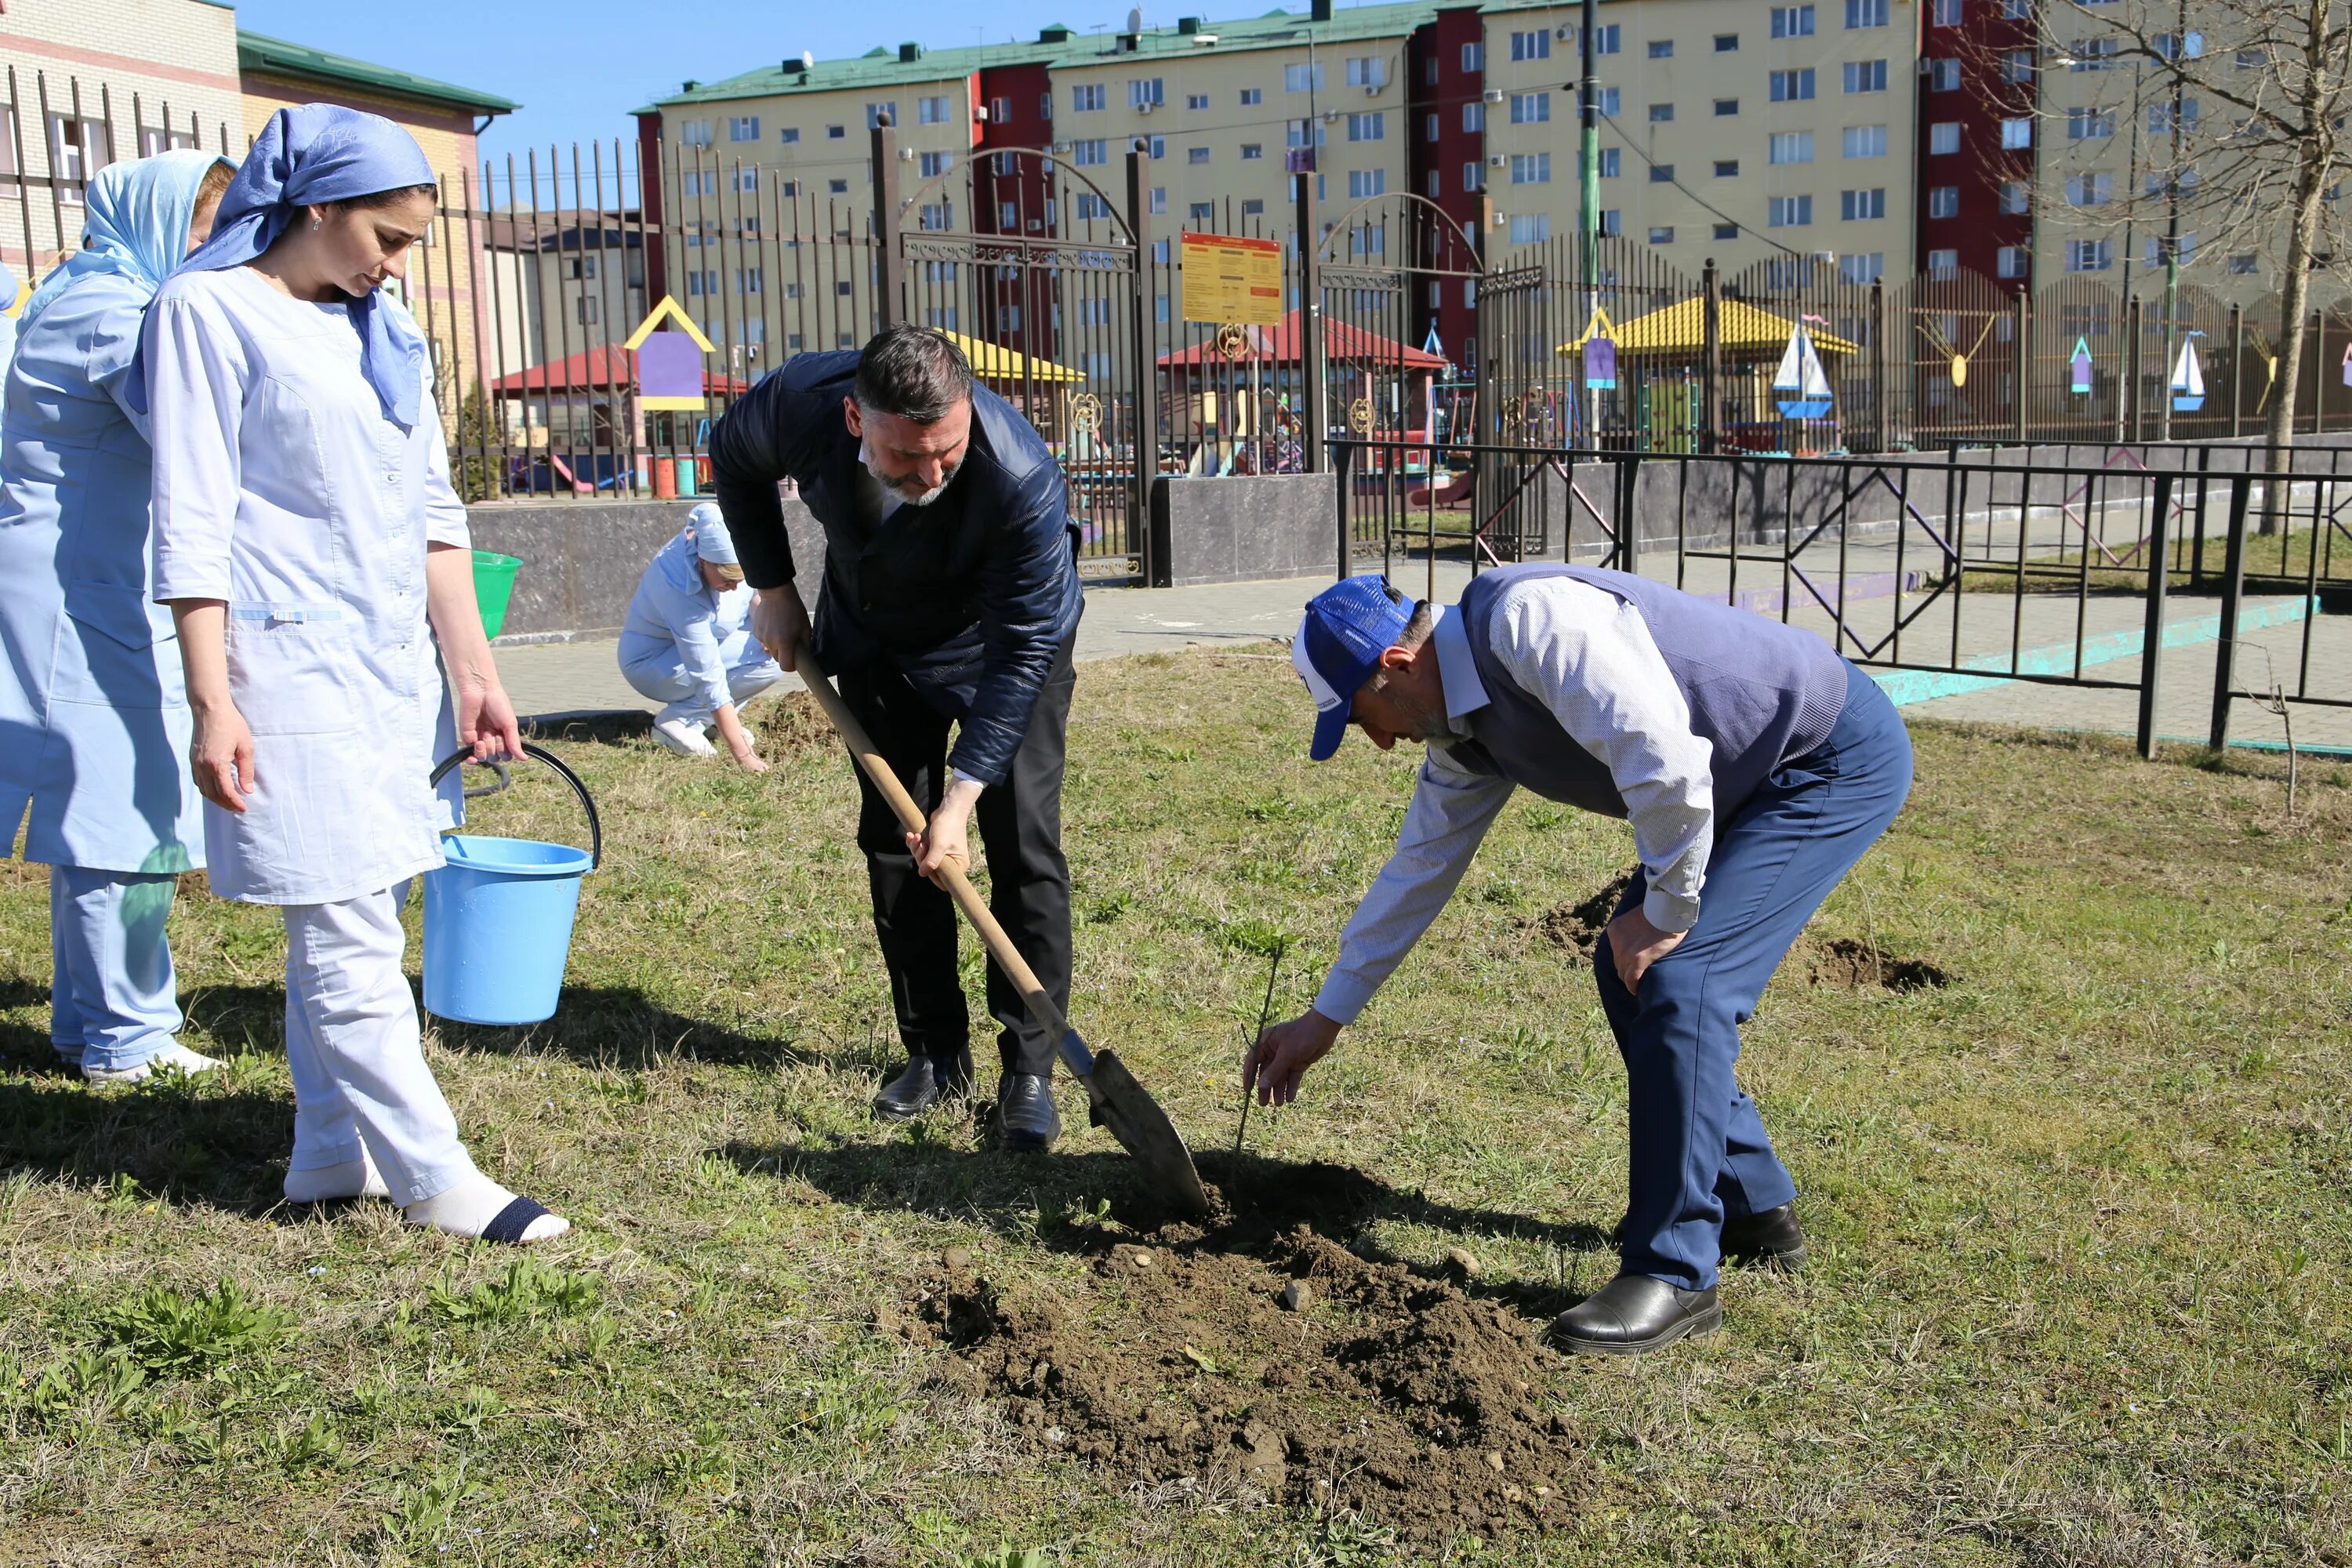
[793,644,1074,1044]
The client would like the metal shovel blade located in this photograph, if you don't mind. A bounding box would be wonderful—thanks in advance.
[1083,1048,1213,1218]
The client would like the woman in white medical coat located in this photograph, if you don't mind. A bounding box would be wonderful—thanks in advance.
[144,106,567,1243]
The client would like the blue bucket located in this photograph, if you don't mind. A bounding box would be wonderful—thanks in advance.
[422,743,602,1026]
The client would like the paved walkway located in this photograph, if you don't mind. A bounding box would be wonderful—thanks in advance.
[498,552,2352,753]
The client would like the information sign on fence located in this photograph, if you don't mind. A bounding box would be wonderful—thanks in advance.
[625,296,714,413]
[1181,233,1283,325]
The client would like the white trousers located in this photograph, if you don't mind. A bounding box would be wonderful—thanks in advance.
[282,882,478,1207]
[51,865,183,1073]
[620,652,784,728]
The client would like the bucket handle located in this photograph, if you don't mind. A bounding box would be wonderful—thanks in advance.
[430,742,602,872]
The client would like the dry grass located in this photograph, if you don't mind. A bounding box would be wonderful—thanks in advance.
[2,648,2349,1566]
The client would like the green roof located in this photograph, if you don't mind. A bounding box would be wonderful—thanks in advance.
[237,31,519,116]
[644,2,1440,111]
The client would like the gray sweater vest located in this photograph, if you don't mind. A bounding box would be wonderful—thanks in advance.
[1440,563,1849,820]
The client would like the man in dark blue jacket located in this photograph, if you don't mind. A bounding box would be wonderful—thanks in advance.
[711,326,1083,1149]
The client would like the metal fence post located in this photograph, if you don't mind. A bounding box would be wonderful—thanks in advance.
[2228,303,2245,440]
[1295,165,1324,474]
[1334,441,1355,579]
[1127,147,1164,586]
[1868,274,1886,452]
[2013,286,2030,444]
[2125,296,2143,444]
[1613,452,1643,570]
[870,118,902,333]
[2206,474,2252,750]
[1701,258,1723,453]
[2136,471,2173,759]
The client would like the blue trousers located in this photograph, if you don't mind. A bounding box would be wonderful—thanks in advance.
[1594,660,1914,1290]
[50,864,184,1073]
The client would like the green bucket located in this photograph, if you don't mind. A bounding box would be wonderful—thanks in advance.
[472,550,521,641]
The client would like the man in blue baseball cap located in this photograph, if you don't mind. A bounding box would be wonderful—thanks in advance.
[1250,565,1914,1356]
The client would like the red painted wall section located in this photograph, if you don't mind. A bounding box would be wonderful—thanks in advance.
[1410,5,1485,371]
[1915,0,2038,285]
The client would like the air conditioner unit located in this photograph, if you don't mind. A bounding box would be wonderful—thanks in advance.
[1321,108,1339,122]
[898,147,916,160]
[1555,24,1574,40]
[1364,83,1381,96]
[1138,100,1155,114]
[1915,56,1934,74]
[1050,141,1072,153]
[974,106,990,122]
[1483,88,1504,104]
[1488,152,1508,167]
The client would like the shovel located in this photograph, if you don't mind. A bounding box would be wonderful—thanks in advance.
[793,644,1212,1218]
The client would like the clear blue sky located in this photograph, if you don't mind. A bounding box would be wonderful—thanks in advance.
[223,0,1367,167]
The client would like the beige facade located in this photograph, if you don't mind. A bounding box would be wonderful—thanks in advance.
[1478,0,1922,285]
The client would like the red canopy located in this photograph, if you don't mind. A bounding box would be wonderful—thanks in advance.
[1156,310,1446,370]
[490,346,751,397]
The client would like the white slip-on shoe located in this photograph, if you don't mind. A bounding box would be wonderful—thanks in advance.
[652,717,718,757]
[84,1041,221,1086]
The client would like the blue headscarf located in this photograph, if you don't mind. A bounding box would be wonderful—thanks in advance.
[18,149,230,340]
[169,103,437,426]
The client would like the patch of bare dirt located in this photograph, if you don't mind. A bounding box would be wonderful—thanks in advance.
[1803,936,1953,992]
[1523,869,1635,956]
[896,1159,1588,1537]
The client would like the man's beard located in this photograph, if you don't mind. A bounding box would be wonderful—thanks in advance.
[867,456,959,507]
[1386,688,1454,743]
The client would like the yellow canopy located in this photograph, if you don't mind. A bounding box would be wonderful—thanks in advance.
[939,331,1086,384]
[1559,297,1857,357]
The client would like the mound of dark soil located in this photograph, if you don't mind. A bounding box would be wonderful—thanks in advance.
[1803,936,1953,992]
[1525,869,1636,956]
[896,1160,1588,1537]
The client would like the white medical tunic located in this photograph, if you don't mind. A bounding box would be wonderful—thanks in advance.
[146,265,464,905]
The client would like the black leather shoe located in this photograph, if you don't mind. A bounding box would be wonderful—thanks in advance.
[994,1071,1062,1152]
[1550,1273,1722,1357]
[871,1049,973,1122]
[1721,1202,1807,1270]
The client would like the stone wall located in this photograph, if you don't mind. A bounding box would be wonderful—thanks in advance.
[1149,474,1341,586]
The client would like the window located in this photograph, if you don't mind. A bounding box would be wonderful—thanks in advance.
[1650,163,1675,183]
[677,118,713,146]
[1599,88,1621,114]
[575,295,600,328]
[1072,139,1107,165]
[1000,200,1018,227]
[1599,147,1621,176]
[1929,122,1961,154]
[1771,70,1817,101]
[1650,226,1675,243]
[1512,152,1552,183]
[1715,222,1740,239]
[1241,143,1264,160]
[918,201,953,230]
[865,102,897,129]
[1715,98,1740,116]
[1769,131,1814,164]
[1844,61,1886,93]
[1928,59,1960,91]
[1840,252,1884,283]
[1240,87,1263,106]
[1770,6,1816,39]
[918,151,953,177]
[1510,29,1551,61]
[1649,39,1674,58]
[1595,26,1621,53]
[1846,0,1888,26]
[1928,185,1959,217]
[1345,56,1386,89]
[2147,233,2198,267]
[2005,49,2035,83]
[564,255,597,281]
[1715,158,1739,176]
[1933,0,1962,23]
[2150,100,2202,135]
[1428,168,1443,197]
[1148,135,1168,158]
[137,125,198,155]
[1130,78,1164,110]
[1140,187,1163,215]
[2066,172,2112,205]
[737,267,762,293]
[2069,38,2118,71]
[918,96,951,125]
[1348,168,1388,198]
[1461,42,1483,71]
[733,166,761,193]
[1287,119,1327,147]
[2228,253,2259,275]
[2066,238,2114,272]
[1508,213,1552,244]
[1715,33,1740,51]
[2065,107,2112,140]
[1073,84,1105,112]
[2002,118,2033,148]
[2155,31,2204,60]
[1073,193,1110,221]
[1927,248,1958,278]
[2000,180,2029,213]
[1462,161,1483,191]
[1348,112,1385,141]
[1599,209,1622,236]
[1997,246,2029,278]
[1844,124,1888,158]
[1511,93,1552,124]
[1425,111,1439,142]
[1841,187,1886,220]
[1040,93,1052,120]
[828,177,848,194]
[1187,146,1209,164]
[1650,103,1675,122]
[728,115,760,141]
[780,180,800,198]
[1463,102,1485,132]
[1186,93,1209,111]
[684,269,718,296]
[1768,194,1813,226]
[989,96,1012,124]
[1243,198,1263,217]
[1285,63,1325,93]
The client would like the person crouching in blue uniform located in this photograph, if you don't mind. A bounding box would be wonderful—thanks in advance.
[1247,568,1915,1356]
[0,151,232,1083]
[617,501,782,767]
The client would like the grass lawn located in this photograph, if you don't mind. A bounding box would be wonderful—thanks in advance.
[3,648,2349,1566]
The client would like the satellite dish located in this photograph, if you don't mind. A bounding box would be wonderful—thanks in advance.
[1127,6,1144,33]
[800,49,815,67]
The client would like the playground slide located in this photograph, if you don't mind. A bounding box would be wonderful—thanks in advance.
[1406,466,1475,509]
